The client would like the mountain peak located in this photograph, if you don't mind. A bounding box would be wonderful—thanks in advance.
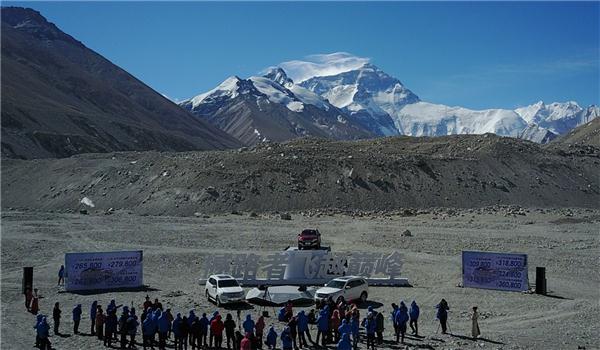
[1,6,83,47]
[263,67,293,86]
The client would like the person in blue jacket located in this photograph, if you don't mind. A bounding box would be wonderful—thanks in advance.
[435,299,450,334]
[72,304,82,335]
[350,314,360,349]
[297,310,311,347]
[199,312,210,348]
[265,326,277,349]
[409,300,420,336]
[278,307,287,322]
[34,314,44,348]
[362,312,376,350]
[142,316,155,349]
[58,265,65,286]
[35,316,51,350]
[281,326,293,350]
[90,301,98,335]
[243,314,255,335]
[394,302,409,344]
[338,319,351,339]
[316,306,329,347]
[158,309,170,349]
[337,332,351,350]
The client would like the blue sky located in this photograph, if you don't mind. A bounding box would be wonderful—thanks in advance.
[7,1,599,109]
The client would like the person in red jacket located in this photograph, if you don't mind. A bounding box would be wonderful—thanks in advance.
[240,332,252,350]
[211,314,225,349]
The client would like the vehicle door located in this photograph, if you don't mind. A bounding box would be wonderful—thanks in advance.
[208,278,217,298]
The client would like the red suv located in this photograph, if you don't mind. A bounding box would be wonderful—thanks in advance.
[298,229,322,250]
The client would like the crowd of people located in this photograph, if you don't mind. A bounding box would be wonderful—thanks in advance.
[31,291,481,350]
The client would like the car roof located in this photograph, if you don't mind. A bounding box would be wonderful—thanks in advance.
[333,276,363,281]
[211,274,235,280]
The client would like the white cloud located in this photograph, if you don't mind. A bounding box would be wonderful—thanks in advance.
[279,52,370,83]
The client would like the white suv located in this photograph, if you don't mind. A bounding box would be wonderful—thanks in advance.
[205,274,245,306]
[315,276,368,303]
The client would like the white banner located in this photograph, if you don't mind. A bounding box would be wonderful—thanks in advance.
[462,251,528,292]
[65,251,143,291]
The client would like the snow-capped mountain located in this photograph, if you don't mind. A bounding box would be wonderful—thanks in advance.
[179,68,373,145]
[182,53,598,145]
[294,58,597,143]
[301,63,419,136]
[514,101,599,135]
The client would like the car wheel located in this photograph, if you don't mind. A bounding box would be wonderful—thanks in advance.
[360,291,368,303]
[205,289,210,300]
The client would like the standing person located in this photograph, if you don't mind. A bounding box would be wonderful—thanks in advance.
[471,306,481,339]
[255,315,266,348]
[58,265,65,286]
[337,333,351,350]
[105,309,118,347]
[180,316,190,350]
[72,304,82,334]
[296,310,310,348]
[435,299,450,334]
[287,316,298,350]
[91,301,98,335]
[281,326,293,350]
[25,287,33,311]
[127,308,139,349]
[235,330,244,350]
[199,313,210,348]
[337,319,350,343]
[30,291,40,315]
[331,310,341,344]
[390,303,398,341]
[52,302,61,335]
[211,314,225,349]
[190,317,202,350]
[158,310,170,349]
[143,296,153,311]
[166,308,174,340]
[172,313,183,350]
[350,312,360,350]
[375,310,384,345]
[35,317,51,350]
[96,306,106,340]
[241,332,252,350]
[224,314,237,350]
[243,314,255,336]
[362,312,376,350]
[34,314,44,348]
[188,310,198,347]
[119,307,130,349]
[409,301,420,336]
[209,311,219,347]
[316,306,329,347]
[142,316,154,350]
[265,326,277,350]
[394,302,409,344]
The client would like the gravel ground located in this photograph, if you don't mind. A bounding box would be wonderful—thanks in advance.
[1,208,598,349]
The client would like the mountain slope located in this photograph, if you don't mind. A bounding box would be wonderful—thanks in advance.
[180,68,374,145]
[551,118,600,147]
[1,7,241,159]
[2,134,598,215]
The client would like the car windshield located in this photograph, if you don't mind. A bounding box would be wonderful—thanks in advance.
[302,230,317,236]
[218,279,239,288]
[326,280,346,289]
